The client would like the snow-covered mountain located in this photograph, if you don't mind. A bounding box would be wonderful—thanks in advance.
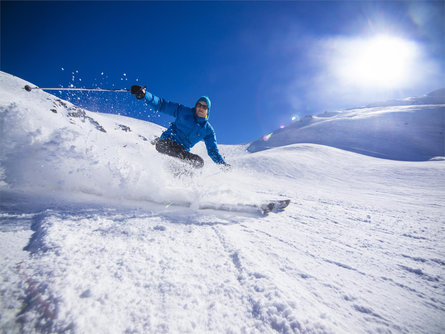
[248,89,445,161]
[1,71,444,333]
[365,88,445,107]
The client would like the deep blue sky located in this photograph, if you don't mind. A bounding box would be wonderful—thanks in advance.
[2,1,444,144]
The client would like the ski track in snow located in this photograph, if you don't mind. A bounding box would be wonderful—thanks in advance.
[4,191,443,334]
[1,71,445,333]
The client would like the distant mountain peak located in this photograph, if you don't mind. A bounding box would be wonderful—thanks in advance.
[427,88,445,97]
[248,90,445,160]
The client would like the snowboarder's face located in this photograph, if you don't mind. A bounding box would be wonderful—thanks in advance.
[196,102,208,118]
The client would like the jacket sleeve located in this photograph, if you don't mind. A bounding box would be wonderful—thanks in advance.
[144,92,182,118]
[204,127,226,164]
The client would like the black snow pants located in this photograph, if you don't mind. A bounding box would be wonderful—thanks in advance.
[155,138,204,169]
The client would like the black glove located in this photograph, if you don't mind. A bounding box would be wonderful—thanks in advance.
[131,85,146,100]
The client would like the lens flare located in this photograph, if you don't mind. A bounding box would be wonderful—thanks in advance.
[263,133,273,141]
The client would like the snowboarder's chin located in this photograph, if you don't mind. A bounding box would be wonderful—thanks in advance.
[196,110,207,118]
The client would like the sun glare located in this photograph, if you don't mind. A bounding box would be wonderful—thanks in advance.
[332,35,418,88]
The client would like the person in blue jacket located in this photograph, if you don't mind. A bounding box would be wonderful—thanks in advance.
[131,85,228,169]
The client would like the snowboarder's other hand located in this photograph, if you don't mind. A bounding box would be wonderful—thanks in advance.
[131,85,146,100]
[221,163,232,171]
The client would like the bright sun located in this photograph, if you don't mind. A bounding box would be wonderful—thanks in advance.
[332,35,418,88]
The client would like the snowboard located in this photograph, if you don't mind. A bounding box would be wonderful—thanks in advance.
[259,199,291,213]
[164,199,290,215]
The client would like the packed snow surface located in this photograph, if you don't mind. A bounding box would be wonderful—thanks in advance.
[1,71,444,333]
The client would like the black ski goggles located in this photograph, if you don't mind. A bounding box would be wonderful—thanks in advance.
[196,102,209,110]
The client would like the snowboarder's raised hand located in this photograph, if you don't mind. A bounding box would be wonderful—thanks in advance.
[131,85,146,100]
[221,163,232,171]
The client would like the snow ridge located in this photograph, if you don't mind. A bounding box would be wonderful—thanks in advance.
[247,91,445,161]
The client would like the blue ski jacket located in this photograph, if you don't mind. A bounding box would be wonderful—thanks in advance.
[144,92,226,164]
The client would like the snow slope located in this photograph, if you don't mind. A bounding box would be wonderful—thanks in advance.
[247,90,445,161]
[1,71,444,333]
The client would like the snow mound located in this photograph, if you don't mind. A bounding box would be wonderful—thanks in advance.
[248,91,445,161]
[0,72,160,199]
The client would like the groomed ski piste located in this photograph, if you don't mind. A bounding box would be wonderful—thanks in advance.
[1,71,444,333]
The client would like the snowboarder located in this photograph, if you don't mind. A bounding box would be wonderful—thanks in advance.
[131,85,228,169]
